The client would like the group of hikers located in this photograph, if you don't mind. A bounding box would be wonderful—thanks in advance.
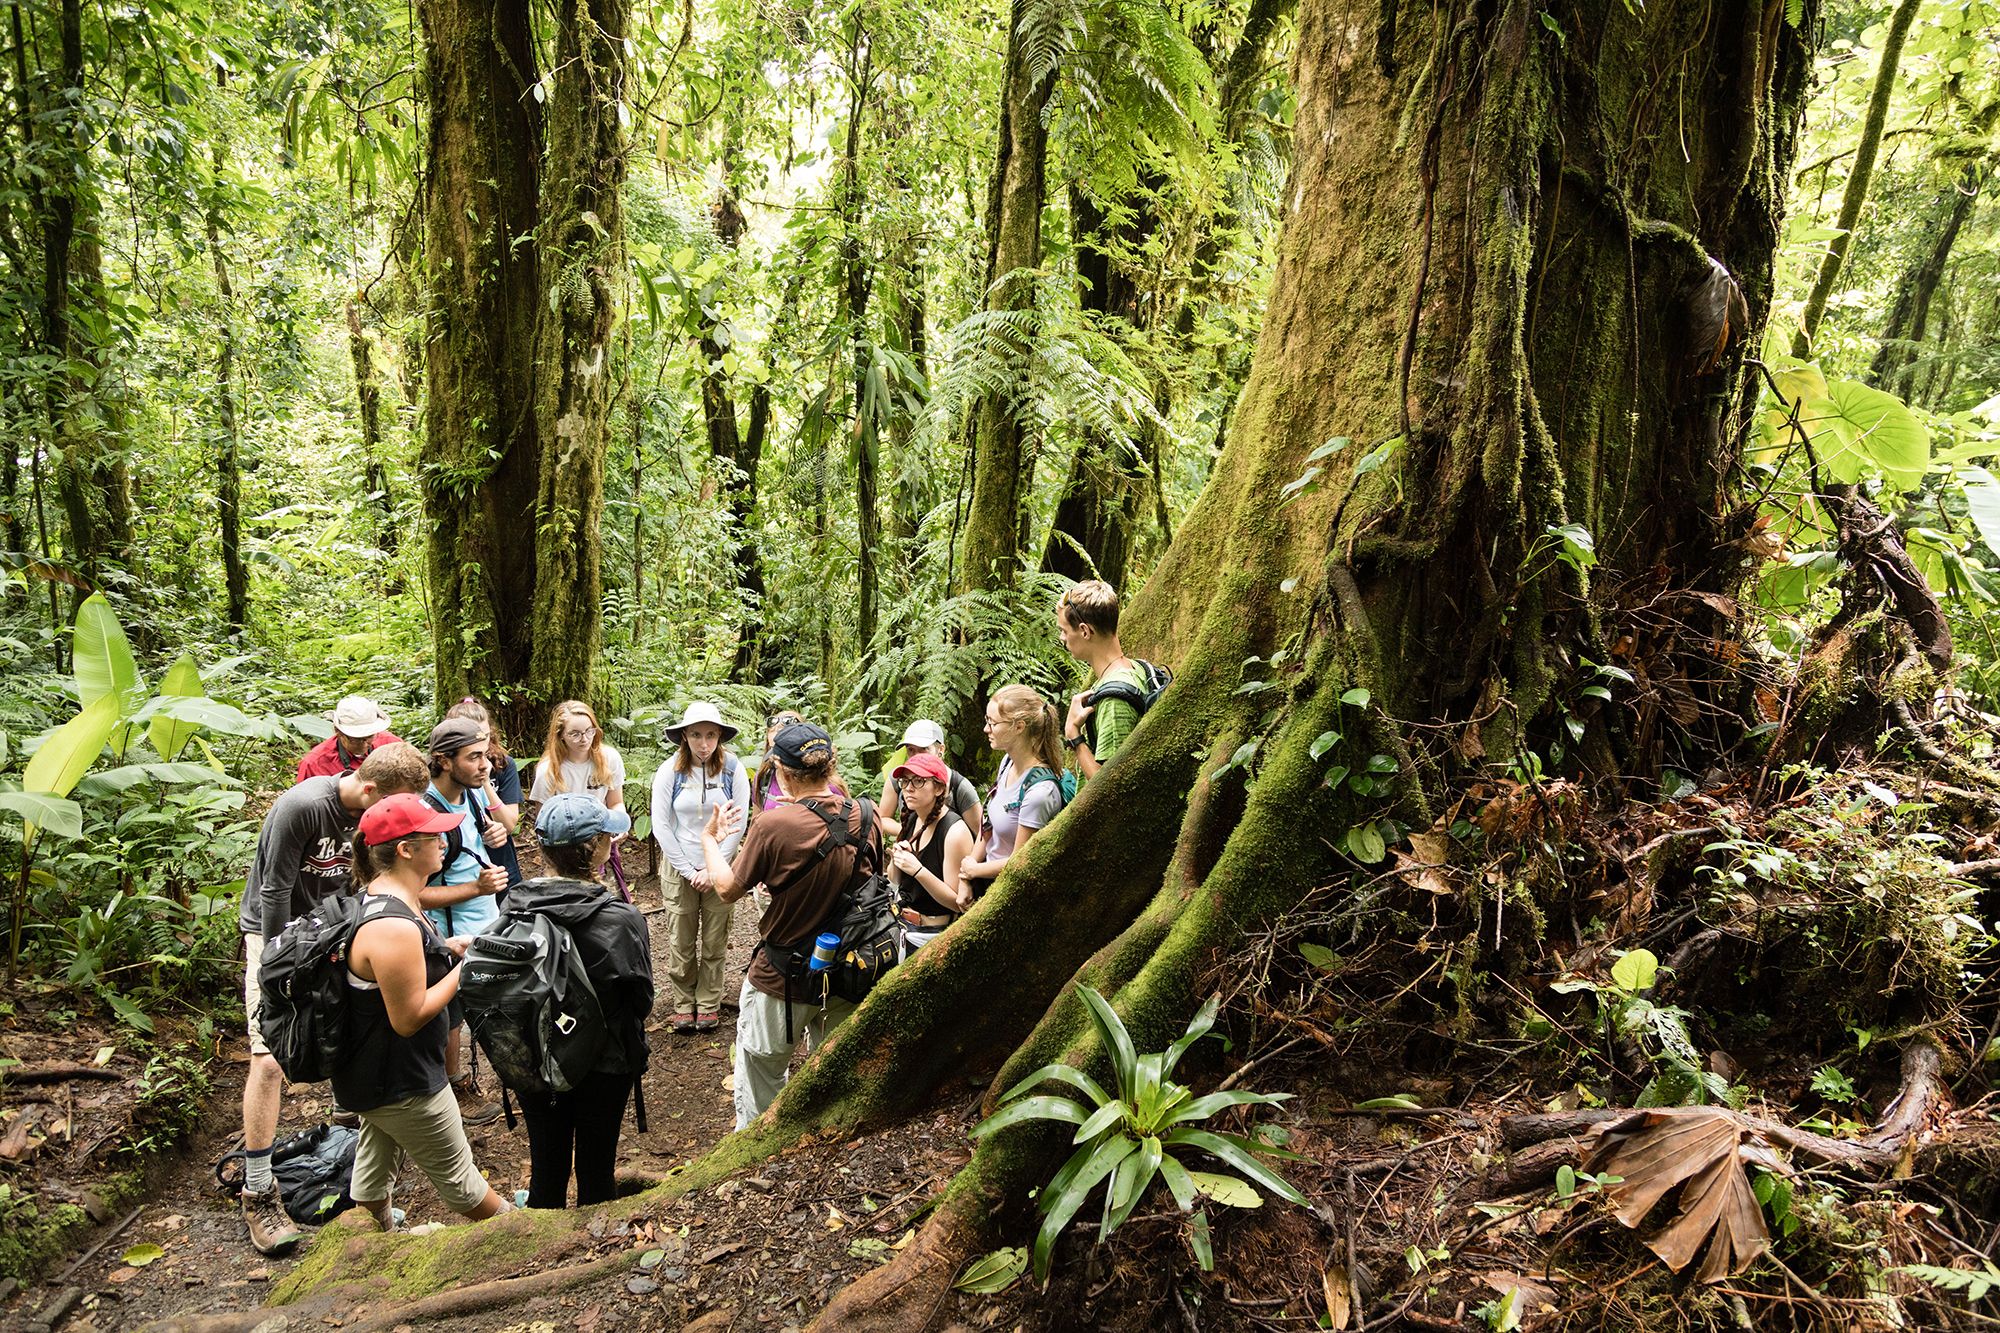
[233,579,1168,1255]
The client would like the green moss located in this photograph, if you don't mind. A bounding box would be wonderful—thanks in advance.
[272,1203,610,1306]
[0,1170,144,1286]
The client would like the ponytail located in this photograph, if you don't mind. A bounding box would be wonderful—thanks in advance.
[990,684,1067,776]
[350,829,400,890]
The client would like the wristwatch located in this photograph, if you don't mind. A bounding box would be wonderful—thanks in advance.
[1063,733,1085,750]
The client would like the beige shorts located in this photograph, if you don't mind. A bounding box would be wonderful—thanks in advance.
[243,933,267,1057]
[350,1083,491,1215]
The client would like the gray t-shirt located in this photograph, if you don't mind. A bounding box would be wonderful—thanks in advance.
[983,758,1064,864]
[239,776,359,938]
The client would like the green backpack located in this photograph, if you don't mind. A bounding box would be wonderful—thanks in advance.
[1015,765,1078,811]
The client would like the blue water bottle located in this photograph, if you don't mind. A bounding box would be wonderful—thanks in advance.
[809,932,841,972]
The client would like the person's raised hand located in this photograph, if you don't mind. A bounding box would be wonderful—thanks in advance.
[1065,691,1094,740]
[705,802,744,842]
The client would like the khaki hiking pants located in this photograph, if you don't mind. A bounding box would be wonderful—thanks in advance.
[663,864,733,1014]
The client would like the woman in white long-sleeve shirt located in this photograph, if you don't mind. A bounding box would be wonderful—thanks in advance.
[649,703,749,1033]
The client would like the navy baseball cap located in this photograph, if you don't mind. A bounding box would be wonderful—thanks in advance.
[535,792,632,846]
[772,722,834,769]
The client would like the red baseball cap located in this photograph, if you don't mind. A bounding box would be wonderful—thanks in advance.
[891,753,950,785]
[358,792,462,846]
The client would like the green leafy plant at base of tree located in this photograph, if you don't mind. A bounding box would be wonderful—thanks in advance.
[971,986,1309,1282]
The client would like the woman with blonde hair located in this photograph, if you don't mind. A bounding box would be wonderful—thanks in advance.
[958,685,1068,895]
[531,701,630,895]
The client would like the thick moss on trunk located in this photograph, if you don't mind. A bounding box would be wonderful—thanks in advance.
[418,0,542,726]
[526,0,627,708]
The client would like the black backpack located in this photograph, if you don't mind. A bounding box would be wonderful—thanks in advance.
[1085,659,1174,745]
[258,891,375,1084]
[215,1123,358,1224]
[760,798,900,1037]
[459,907,607,1098]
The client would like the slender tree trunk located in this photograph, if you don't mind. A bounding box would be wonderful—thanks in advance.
[839,20,879,661]
[346,294,398,556]
[956,0,1052,600]
[418,0,543,734]
[527,0,628,710]
[1791,0,1923,358]
[206,163,248,634]
[1865,159,1985,397]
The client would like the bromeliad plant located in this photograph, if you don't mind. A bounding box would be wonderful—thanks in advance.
[971,985,1309,1280]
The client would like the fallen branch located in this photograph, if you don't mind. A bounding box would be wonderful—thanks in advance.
[1,1063,122,1087]
[131,1251,631,1333]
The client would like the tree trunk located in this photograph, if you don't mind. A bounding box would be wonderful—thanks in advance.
[205,150,248,634]
[1041,187,1149,588]
[417,0,542,732]
[346,294,398,557]
[526,0,626,710]
[1791,0,1923,358]
[662,2,1820,1323]
[1865,159,1985,398]
[841,20,879,664]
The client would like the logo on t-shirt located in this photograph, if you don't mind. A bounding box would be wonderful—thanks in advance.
[305,836,348,880]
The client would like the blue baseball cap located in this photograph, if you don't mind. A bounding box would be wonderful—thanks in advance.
[535,792,632,846]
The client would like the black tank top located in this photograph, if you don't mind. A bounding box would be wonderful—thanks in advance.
[332,894,454,1114]
[896,807,962,915]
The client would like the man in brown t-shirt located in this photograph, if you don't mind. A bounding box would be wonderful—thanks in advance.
[703,722,879,1129]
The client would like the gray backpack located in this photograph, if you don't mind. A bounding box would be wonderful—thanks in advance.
[459,909,606,1096]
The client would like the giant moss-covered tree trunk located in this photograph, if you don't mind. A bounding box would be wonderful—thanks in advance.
[526,0,626,709]
[672,2,1823,1324]
[418,0,542,727]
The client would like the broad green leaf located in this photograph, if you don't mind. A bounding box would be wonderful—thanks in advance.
[0,791,83,840]
[971,1095,1091,1140]
[1162,1127,1310,1207]
[999,1061,1112,1110]
[1186,1170,1262,1208]
[1962,467,2000,555]
[148,654,206,761]
[128,697,278,740]
[24,694,121,800]
[1161,994,1220,1081]
[1340,688,1371,707]
[1161,1089,1292,1128]
[1610,948,1659,992]
[953,1247,1029,1294]
[1072,1099,1129,1145]
[1298,942,1338,970]
[1158,1153,1198,1211]
[1076,986,1138,1097]
[1826,379,1928,491]
[1033,1135,1137,1279]
[1354,1094,1422,1110]
[1346,822,1386,863]
[1188,1209,1213,1271]
[1757,549,1838,609]
[73,594,143,712]
[1308,730,1341,762]
[102,989,155,1033]
[121,1242,165,1267]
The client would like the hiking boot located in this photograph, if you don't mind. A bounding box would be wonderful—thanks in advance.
[330,1102,360,1129]
[242,1185,303,1255]
[452,1074,501,1126]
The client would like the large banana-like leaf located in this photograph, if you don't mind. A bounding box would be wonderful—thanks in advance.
[0,790,83,840]
[72,594,144,711]
[148,654,206,761]
[23,694,121,802]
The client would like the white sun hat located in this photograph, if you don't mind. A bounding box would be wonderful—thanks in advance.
[663,701,741,745]
[330,696,391,739]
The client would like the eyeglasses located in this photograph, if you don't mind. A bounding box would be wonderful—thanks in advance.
[895,778,938,790]
[562,727,597,741]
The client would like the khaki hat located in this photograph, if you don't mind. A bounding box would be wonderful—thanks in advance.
[330,696,391,740]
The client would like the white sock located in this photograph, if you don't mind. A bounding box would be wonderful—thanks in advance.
[245,1146,274,1195]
